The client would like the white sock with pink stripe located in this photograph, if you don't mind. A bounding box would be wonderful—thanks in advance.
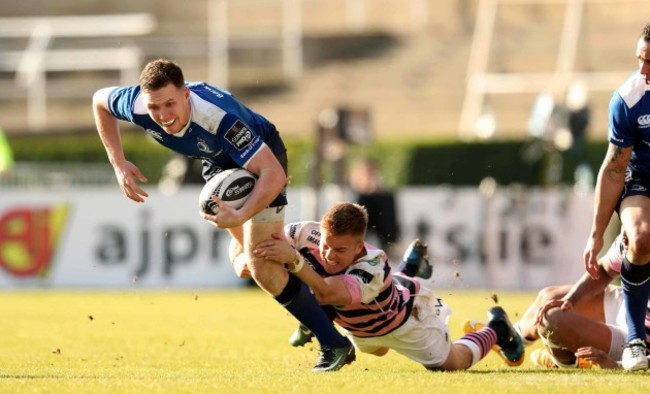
[455,327,498,366]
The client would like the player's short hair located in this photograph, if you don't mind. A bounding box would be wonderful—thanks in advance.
[139,59,185,91]
[321,202,368,239]
[641,23,650,41]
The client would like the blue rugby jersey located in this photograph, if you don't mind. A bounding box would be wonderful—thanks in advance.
[609,73,650,174]
[107,82,286,171]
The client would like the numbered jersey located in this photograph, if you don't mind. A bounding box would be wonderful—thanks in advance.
[285,221,418,337]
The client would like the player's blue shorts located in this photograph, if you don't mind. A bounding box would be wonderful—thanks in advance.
[200,133,288,208]
[619,168,650,211]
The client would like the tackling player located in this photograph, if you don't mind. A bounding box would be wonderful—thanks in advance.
[92,58,353,371]
[251,202,525,371]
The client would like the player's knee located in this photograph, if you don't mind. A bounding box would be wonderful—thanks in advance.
[537,306,562,335]
[625,229,650,258]
[248,257,287,288]
[536,286,563,305]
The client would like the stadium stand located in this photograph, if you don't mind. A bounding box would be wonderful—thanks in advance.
[0,0,646,140]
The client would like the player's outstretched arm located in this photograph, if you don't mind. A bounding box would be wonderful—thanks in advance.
[535,256,616,325]
[92,88,149,203]
[584,143,630,278]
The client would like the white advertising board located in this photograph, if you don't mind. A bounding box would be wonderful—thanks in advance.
[0,186,597,290]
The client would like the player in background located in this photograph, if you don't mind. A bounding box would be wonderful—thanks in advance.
[92,58,354,372]
[583,23,650,371]
[252,202,525,371]
[486,232,650,369]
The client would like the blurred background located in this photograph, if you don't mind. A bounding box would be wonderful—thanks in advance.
[0,0,641,290]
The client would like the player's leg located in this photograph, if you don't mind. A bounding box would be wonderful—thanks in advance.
[619,195,650,370]
[461,306,524,367]
[515,285,573,344]
[227,229,251,278]
[245,213,353,371]
[515,283,606,345]
[443,327,498,370]
[537,307,612,366]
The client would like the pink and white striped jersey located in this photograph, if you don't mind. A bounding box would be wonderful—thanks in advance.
[285,221,419,338]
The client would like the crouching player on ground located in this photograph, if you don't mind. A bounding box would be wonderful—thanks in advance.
[501,232,650,369]
[250,202,524,371]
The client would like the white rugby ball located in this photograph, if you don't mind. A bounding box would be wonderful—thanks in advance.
[199,168,257,215]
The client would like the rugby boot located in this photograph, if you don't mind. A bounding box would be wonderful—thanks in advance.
[312,338,356,372]
[486,306,525,367]
[530,348,592,369]
[621,339,648,371]
[288,323,314,347]
[399,239,433,280]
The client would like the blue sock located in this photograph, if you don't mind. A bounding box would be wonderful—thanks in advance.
[620,257,650,343]
[274,274,346,349]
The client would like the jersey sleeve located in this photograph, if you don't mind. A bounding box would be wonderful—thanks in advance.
[343,251,388,304]
[285,222,320,248]
[107,86,140,123]
[608,91,635,148]
[216,113,265,168]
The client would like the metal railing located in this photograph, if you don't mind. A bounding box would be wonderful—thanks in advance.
[0,162,116,189]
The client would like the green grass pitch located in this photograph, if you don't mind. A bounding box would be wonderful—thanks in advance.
[0,288,646,393]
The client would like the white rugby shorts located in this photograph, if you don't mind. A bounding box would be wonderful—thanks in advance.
[349,288,453,367]
[603,284,627,360]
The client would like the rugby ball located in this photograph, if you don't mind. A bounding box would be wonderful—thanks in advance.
[199,168,257,215]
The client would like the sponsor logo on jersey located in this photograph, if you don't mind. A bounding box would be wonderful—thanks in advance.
[225,120,254,150]
[638,114,650,128]
[631,184,647,192]
[196,138,213,154]
[145,129,164,141]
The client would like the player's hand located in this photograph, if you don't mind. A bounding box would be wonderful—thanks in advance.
[583,237,603,280]
[575,346,619,369]
[201,196,246,228]
[534,299,572,325]
[114,161,148,202]
[253,233,294,264]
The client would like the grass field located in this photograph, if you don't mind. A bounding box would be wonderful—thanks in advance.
[0,288,647,394]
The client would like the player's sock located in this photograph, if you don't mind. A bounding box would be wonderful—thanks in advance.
[455,327,498,366]
[620,257,650,342]
[274,273,347,349]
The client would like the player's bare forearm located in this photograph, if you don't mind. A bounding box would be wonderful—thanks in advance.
[92,88,126,167]
[238,147,286,220]
[590,144,630,236]
[293,264,352,306]
[564,264,613,306]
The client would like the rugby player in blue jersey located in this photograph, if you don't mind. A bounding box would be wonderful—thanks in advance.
[92,58,354,371]
[584,24,650,371]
